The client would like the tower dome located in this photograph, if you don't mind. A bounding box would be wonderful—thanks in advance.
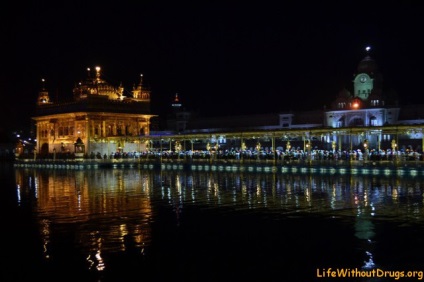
[357,55,378,74]
[73,66,124,100]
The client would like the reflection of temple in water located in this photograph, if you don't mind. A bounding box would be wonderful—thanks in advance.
[14,169,153,268]
[158,170,424,220]
[15,168,424,222]
[14,168,424,273]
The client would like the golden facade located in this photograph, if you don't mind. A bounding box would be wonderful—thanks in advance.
[33,67,156,156]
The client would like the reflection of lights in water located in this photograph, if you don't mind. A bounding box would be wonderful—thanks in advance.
[41,219,51,259]
[16,168,424,277]
[392,188,398,200]
[33,176,39,199]
[77,190,82,211]
[242,183,247,199]
[119,224,129,252]
[176,175,181,195]
[95,250,105,271]
[355,217,376,270]
[214,183,221,204]
[145,179,151,195]
[207,178,212,195]
[167,187,172,204]
[355,218,375,240]
[16,184,21,205]
[305,187,311,205]
[86,231,105,272]
[161,186,165,199]
[363,250,376,270]
[191,184,196,202]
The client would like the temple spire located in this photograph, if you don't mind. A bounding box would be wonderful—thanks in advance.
[95,66,101,82]
[172,93,182,111]
[37,78,51,105]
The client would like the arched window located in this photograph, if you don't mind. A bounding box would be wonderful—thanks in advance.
[370,116,377,126]
[337,116,345,128]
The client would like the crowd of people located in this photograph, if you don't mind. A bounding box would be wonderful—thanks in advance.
[86,146,422,163]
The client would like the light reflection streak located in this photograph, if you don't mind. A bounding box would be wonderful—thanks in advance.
[33,176,38,199]
[16,184,21,205]
[86,231,105,271]
[119,224,129,251]
[41,219,50,259]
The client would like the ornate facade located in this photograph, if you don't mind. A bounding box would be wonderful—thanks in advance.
[32,67,156,157]
[324,48,400,128]
[161,47,423,152]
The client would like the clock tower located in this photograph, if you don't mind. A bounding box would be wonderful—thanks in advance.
[353,46,382,101]
[354,73,372,100]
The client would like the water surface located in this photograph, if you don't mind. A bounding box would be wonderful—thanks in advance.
[3,164,424,281]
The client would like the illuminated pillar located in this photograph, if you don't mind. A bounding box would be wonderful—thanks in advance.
[305,140,311,163]
[183,139,186,161]
[85,117,90,155]
[363,139,368,162]
[102,120,106,137]
[391,139,397,162]
[206,142,211,163]
[256,142,261,161]
[396,131,399,151]
[338,136,342,153]
[286,141,291,152]
[241,136,245,163]
[286,141,291,163]
[160,138,163,163]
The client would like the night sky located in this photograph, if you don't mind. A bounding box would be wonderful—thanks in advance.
[2,1,424,131]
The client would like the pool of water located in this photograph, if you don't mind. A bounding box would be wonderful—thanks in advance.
[3,163,424,281]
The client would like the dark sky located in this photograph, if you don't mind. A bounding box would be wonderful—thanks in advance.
[2,1,424,131]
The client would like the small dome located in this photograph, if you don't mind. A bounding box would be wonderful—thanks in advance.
[338,88,351,99]
[357,55,378,74]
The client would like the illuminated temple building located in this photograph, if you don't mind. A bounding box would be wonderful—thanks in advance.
[33,67,156,156]
[31,48,424,157]
[166,48,424,151]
